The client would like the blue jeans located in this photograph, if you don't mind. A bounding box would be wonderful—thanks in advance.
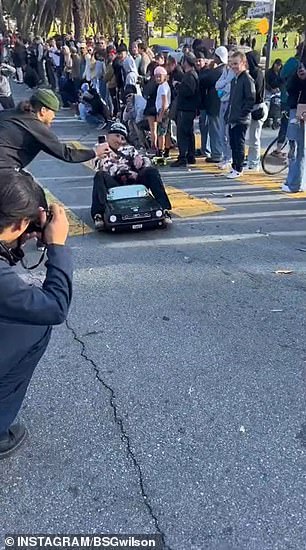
[199,110,210,155]
[208,114,223,160]
[285,120,306,192]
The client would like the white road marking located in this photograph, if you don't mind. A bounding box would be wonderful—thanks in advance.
[100,230,306,249]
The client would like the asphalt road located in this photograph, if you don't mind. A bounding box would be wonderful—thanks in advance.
[1,85,306,550]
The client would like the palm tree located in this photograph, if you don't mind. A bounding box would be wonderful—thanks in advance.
[129,0,146,44]
[3,0,128,40]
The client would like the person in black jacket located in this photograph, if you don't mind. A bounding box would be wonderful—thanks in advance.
[171,53,199,167]
[197,52,211,157]
[0,171,72,459]
[246,50,268,170]
[12,38,27,84]
[226,51,255,179]
[199,46,229,163]
[0,88,105,171]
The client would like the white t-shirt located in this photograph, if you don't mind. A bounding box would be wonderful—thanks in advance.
[155,81,171,113]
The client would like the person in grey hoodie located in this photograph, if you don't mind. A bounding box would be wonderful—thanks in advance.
[215,55,235,169]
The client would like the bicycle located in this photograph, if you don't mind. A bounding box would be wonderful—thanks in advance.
[261,136,290,175]
[261,109,296,175]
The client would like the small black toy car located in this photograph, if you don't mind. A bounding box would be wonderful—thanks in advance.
[103,184,167,232]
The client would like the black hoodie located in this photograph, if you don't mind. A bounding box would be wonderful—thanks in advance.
[0,109,95,170]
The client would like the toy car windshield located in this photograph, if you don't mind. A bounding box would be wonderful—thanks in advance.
[107,184,149,201]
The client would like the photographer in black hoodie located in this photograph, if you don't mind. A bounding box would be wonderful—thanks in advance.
[0,88,105,170]
[0,171,72,459]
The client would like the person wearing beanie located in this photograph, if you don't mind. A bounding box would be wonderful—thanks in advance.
[91,122,172,230]
[154,66,171,156]
[0,88,106,171]
[200,45,229,164]
[171,53,199,167]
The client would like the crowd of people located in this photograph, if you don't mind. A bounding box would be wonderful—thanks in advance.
[0,31,304,192]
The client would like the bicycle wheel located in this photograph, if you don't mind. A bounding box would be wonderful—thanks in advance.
[261,137,290,175]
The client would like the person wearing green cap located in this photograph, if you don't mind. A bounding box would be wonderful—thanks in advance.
[0,88,106,171]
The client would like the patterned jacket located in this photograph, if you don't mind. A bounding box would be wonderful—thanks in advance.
[95,144,151,181]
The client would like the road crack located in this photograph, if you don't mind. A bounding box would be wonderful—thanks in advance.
[65,319,171,550]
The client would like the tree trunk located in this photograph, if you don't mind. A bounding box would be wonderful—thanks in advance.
[129,0,146,45]
[34,0,48,35]
[219,0,229,45]
[0,0,7,34]
[72,0,85,42]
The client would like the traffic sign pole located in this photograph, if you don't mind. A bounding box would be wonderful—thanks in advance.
[265,0,277,72]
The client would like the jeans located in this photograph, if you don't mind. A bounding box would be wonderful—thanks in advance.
[199,110,210,156]
[285,121,306,192]
[219,102,231,163]
[85,113,104,125]
[177,110,196,161]
[247,104,268,167]
[16,66,23,83]
[91,167,172,218]
[229,124,248,173]
[0,328,51,438]
[208,114,223,160]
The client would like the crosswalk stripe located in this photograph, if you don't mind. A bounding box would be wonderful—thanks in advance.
[97,229,306,250]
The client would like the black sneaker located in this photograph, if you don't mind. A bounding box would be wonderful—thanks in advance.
[94,214,105,231]
[170,159,187,167]
[187,157,196,165]
[0,423,28,460]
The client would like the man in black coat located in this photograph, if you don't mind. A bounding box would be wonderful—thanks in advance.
[197,52,211,157]
[171,53,199,167]
[226,51,255,179]
[0,171,72,459]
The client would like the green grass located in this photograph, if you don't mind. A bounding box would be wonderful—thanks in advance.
[149,32,298,65]
[149,37,178,49]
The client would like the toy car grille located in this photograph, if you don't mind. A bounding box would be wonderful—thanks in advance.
[122,212,152,220]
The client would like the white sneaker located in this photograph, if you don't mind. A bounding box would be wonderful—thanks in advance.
[226,170,242,179]
[247,164,260,172]
[218,161,231,170]
[281,184,293,193]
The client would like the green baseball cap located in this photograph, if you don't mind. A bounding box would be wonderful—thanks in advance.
[32,89,60,112]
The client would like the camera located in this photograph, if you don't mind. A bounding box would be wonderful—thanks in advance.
[98,135,106,144]
[27,209,53,236]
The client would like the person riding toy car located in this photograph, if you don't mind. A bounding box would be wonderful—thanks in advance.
[91,122,172,231]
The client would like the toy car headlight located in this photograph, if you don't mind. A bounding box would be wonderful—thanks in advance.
[156,210,163,218]
[109,215,117,223]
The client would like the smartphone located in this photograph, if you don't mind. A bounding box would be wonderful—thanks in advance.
[98,135,106,144]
